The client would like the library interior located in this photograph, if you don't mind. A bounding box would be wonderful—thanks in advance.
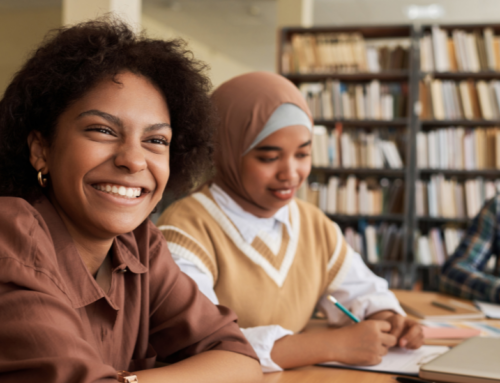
[2,0,500,382]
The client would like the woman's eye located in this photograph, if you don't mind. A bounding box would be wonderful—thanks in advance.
[88,126,114,135]
[146,138,170,146]
[296,152,310,159]
[258,157,278,163]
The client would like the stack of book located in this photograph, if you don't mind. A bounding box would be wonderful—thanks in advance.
[338,224,404,265]
[305,177,405,216]
[301,80,408,120]
[417,127,500,169]
[415,176,500,218]
[419,78,500,120]
[344,227,364,256]
[415,227,464,266]
[282,32,410,74]
[421,26,500,72]
[312,126,404,168]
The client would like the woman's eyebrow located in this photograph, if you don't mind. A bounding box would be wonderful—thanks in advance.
[77,110,171,131]
[144,123,171,133]
[299,140,312,148]
[254,145,282,151]
[78,109,123,127]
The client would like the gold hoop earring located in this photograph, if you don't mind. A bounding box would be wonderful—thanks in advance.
[37,170,48,188]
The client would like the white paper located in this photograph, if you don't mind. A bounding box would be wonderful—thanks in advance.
[475,300,500,319]
[320,345,449,376]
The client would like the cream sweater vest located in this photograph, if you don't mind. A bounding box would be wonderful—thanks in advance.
[157,185,352,333]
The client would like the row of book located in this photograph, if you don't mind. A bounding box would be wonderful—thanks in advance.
[282,32,410,74]
[421,26,500,73]
[415,176,500,219]
[416,127,500,170]
[419,79,500,120]
[312,126,404,168]
[415,227,464,266]
[301,80,408,121]
[299,177,405,216]
[343,223,404,264]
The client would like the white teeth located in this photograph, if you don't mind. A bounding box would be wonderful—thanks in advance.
[277,189,291,194]
[93,184,142,199]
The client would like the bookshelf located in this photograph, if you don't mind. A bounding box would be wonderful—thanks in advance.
[280,25,416,289]
[279,23,500,291]
[414,23,500,290]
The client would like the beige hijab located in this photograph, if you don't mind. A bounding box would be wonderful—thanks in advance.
[211,71,313,217]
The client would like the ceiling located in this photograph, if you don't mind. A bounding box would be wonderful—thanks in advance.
[2,0,500,72]
[314,0,500,26]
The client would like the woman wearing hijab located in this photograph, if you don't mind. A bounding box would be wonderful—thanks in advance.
[157,72,423,372]
[0,20,262,383]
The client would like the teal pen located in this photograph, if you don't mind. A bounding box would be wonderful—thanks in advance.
[327,295,360,323]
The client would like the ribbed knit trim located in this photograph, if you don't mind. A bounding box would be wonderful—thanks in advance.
[251,229,290,269]
[327,245,354,292]
[192,192,300,288]
[158,225,217,282]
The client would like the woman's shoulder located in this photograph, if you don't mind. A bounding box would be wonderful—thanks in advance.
[157,185,216,228]
[0,196,45,237]
[293,197,333,225]
[0,197,68,296]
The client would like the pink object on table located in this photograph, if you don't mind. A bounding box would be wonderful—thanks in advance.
[422,326,481,339]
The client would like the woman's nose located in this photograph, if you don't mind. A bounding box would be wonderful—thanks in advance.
[277,159,297,181]
[114,142,147,173]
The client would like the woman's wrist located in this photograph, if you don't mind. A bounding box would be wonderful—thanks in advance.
[117,370,138,382]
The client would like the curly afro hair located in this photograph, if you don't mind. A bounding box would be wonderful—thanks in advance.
[0,18,214,203]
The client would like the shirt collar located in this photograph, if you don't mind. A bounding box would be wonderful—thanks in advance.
[209,183,293,244]
[32,196,147,309]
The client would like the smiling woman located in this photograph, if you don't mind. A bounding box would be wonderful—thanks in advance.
[156,72,424,373]
[0,19,261,383]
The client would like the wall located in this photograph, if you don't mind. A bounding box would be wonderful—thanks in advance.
[142,14,254,89]
[0,7,62,95]
[0,7,253,96]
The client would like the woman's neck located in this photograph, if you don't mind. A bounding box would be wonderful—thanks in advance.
[48,195,114,276]
[213,181,279,219]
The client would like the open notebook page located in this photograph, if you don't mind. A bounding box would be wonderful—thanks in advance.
[320,345,449,376]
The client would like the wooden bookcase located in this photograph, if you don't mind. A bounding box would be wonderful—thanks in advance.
[413,23,500,290]
[278,23,500,290]
[279,25,418,289]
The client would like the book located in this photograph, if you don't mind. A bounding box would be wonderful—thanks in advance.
[284,32,410,74]
[422,26,500,73]
[397,290,485,320]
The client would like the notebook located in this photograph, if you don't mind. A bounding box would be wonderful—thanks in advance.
[475,300,500,319]
[396,290,485,321]
[420,337,500,383]
[320,345,448,376]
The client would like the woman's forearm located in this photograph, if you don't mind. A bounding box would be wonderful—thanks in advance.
[270,331,333,369]
[134,350,262,383]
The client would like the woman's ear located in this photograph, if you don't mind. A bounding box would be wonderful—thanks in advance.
[27,131,50,173]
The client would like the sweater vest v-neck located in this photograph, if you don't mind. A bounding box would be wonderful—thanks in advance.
[157,185,352,333]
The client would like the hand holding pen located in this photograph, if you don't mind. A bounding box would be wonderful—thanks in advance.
[327,295,424,350]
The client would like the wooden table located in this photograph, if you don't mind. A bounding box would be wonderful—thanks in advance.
[262,289,482,383]
[263,366,401,383]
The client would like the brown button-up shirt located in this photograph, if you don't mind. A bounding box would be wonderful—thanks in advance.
[0,196,257,382]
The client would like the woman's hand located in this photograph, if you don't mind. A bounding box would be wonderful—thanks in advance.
[367,310,424,349]
[327,320,397,365]
[271,319,397,369]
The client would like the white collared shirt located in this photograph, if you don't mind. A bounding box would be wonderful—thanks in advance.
[171,183,405,372]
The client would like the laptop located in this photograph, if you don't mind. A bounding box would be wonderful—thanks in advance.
[419,337,500,383]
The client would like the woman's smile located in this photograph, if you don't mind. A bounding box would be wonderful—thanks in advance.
[42,71,172,240]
